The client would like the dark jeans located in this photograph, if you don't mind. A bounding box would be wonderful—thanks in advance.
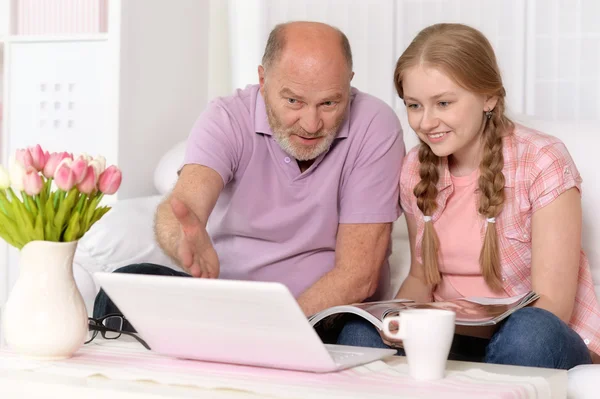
[337,306,593,370]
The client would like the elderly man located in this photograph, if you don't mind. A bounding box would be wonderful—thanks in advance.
[94,21,404,338]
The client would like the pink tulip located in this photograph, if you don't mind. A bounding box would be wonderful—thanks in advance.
[70,157,88,184]
[43,152,72,178]
[98,166,122,195]
[76,165,97,195]
[54,162,76,191]
[28,144,49,171]
[23,170,43,196]
[15,149,34,171]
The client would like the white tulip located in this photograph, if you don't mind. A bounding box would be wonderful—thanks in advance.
[8,157,26,192]
[0,165,10,189]
[94,155,106,171]
[89,156,106,178]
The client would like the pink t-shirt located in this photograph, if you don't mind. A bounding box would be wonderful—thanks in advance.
[432,168,509,301]
[182,85,405,299]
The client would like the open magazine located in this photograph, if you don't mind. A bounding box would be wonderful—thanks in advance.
[308,291,539,330]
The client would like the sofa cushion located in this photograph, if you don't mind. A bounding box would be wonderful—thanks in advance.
[154,140,186,195]
[387,216,410,298]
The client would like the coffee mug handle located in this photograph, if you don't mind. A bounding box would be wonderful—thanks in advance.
[382,315,404,339]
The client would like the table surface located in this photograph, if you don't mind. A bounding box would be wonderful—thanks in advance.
[0,338,567,399]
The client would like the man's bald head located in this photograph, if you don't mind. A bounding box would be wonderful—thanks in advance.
[261,21,353,74]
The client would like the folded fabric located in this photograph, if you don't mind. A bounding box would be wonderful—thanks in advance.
[0,341,552,399]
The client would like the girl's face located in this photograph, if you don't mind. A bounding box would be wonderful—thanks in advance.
[402,66,498,168]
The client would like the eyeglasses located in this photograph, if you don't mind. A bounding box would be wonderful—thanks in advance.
[85,313,151,350]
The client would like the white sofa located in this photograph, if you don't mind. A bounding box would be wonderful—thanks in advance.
[72,114,600,398]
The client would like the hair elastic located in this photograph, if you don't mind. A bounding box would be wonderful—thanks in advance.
[423,216,432,222]
[486,217,496,223]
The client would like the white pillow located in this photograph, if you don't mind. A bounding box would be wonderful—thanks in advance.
[387,215,410,299]
[154,140,187,195]
[74,195,184,278]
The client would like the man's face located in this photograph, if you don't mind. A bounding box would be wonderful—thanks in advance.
[259,60,352,161]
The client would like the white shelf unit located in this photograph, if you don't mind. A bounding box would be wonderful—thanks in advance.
[0,0,210,311]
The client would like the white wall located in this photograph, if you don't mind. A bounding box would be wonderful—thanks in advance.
[228,0,265,93]
[526,0,600,120]
[207,0,232,99]
[116,0,210,199]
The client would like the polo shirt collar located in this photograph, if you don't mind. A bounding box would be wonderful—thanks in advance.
[255,90,273,135]
[254,90,350,139]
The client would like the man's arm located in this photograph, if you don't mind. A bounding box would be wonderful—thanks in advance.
[295,103,404,316]
[154,164,224,266]
[296,222,391,316]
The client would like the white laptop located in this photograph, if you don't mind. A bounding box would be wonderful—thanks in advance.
[93,272,397,373]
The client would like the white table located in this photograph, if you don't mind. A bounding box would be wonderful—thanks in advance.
[0,363,567,399]
[0,338,567,399]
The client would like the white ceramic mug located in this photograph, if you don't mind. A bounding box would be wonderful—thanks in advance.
[383,309,455,380]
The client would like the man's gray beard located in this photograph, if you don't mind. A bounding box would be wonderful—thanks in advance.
[264,99,344,161]
[272,130,337,161]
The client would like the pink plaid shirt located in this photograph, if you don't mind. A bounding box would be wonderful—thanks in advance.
[400,123,600,355]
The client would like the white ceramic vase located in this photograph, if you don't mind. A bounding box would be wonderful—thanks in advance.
[2,240,89,359]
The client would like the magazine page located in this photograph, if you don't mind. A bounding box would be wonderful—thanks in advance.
[351,299,414,320]
[308,305,383,329]
[462,292,529,305]
[307,299,414,330]
[307,293,538,330]
[396,292,539,326]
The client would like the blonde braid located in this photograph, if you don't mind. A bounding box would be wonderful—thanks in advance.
[414,143,442,285]
[477,107,508,291]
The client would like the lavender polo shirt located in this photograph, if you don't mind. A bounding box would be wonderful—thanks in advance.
[183,84,405,299]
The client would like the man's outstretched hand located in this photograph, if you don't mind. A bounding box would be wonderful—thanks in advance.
[170,197,220,278]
